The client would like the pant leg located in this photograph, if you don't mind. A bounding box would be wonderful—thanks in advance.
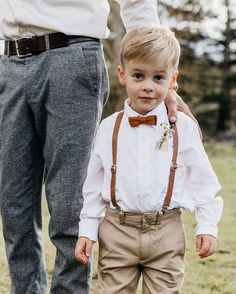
[28,41,109,294]
[0,56,47,294]
[141,214,185,294]
[98,212,141,294]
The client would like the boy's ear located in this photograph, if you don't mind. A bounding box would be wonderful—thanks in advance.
[169,70,179,89]
[117,65,126,86]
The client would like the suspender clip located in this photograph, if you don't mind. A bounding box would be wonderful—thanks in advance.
[170,162,178,171]
[161,206,170,214]
[119,210,125,224]
[111,165,117,174]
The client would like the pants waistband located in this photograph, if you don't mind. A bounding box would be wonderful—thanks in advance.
[106,205,181,225]
[4,32,100,57]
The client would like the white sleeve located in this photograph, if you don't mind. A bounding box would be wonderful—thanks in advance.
[184,123,223,238]
[114,0,160,30]
[79,124,106,242]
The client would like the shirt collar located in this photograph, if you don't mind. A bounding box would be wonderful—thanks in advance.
[124,98,169,129]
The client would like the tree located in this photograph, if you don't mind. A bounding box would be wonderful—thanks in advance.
[102,0,236,138]
[158,0,224,136]
[215,0,236,132]
[102,0,126,118]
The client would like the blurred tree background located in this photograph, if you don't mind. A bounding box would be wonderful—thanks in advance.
[0,0,234,140]
[103,0,236,140]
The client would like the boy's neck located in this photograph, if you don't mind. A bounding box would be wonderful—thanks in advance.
[127,98,164,116]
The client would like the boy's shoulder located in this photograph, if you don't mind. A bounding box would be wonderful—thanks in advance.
[175,111,202,150]
[99,111,121,132]
[101,111,120,125]
[176,111,198,134]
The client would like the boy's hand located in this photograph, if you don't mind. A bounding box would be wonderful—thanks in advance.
[75,237,94,264]
[196,234,217,259]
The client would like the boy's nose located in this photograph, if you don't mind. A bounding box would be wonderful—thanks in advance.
[142,82,154,92]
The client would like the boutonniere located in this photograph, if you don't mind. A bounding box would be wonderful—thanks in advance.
[155,123,174,150]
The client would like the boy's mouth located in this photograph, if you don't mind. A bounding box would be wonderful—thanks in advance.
[139,96,155,100]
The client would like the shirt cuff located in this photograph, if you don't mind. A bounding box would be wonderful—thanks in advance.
[195,224,218,238]
[79,218,100,242]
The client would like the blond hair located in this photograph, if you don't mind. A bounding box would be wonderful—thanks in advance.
[120,25,181,70]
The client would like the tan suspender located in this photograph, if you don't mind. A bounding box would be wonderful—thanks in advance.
[163,123,178,209]
[110,111,179,212]
[110,111,124,210]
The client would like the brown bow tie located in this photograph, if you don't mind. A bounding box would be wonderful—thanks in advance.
[128,115,157,127]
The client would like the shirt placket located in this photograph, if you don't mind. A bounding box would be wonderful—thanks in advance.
[137,125,151,196]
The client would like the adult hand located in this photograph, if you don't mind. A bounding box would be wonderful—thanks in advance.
[75,237,94,264]
[165,89,203,140]
[196,234,217,259]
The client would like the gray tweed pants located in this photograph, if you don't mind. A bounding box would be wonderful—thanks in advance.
[0,40,109,294]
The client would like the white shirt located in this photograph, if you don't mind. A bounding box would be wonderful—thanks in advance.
[0,0,159,40]
[79,100,223,241]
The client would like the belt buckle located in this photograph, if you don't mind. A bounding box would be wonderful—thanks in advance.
[143,212,158,225]
[15,38,33,58]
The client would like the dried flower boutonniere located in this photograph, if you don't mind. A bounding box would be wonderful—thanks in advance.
[155,123,174,150]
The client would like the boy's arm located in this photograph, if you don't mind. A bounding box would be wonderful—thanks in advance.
[75,123,108,263]
[184,122,223,243]
[78,124,106,243]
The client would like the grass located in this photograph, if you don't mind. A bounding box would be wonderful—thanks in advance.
[1,143,236,293]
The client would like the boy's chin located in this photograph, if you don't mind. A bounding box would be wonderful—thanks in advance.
[138,107,155,115]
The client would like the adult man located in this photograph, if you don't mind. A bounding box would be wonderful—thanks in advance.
[0,1,192,293]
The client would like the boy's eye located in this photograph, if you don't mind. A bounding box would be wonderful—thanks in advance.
[154,75,165,80]
[133,73,143,79]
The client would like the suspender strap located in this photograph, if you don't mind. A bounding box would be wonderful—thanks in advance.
[110,111,124,210]
[110,113,179,211]
[163,123,179,209]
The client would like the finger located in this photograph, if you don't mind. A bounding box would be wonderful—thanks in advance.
[75,239,88,263]
[75,240,83,258]
[197,237,207,256]
[196,236,202,252]
[85,241,94,258]
[75,250,87,263]
[169,115,177,123]
[198,241,210,258]
[205,241,217,258]
[76,251,89,264]
[80,254,89,264]
[165,90,178,123]
[204,244,214,258]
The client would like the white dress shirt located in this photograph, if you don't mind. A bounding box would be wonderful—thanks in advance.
[79,100,223,241]
[0,0,159,40]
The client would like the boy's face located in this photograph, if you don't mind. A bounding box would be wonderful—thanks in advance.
[118,57,178,115]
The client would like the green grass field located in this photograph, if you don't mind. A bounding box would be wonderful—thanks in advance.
[1,144,236,294]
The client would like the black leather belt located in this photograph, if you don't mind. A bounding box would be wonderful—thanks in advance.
[4,32,100,58]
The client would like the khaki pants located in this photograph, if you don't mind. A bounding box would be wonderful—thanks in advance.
[98,206,186,294]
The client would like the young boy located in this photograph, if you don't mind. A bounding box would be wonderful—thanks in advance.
[75,26,223,293]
